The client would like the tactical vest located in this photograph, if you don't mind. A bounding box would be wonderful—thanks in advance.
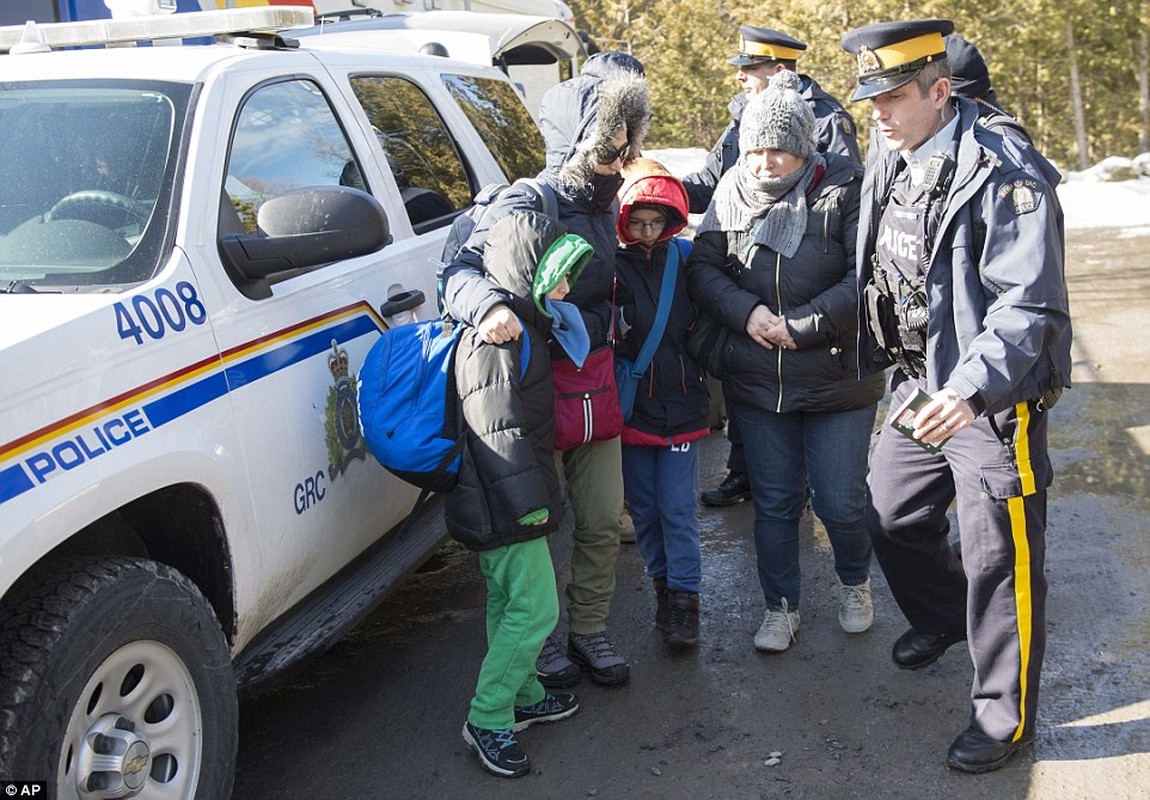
[863,153,954,378]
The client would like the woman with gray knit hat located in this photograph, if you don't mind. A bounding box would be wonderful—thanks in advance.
[687,70,885,653]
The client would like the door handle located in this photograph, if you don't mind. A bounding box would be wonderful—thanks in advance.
[379,289,425,317]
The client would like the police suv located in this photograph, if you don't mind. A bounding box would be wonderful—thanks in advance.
[0,7,545,797]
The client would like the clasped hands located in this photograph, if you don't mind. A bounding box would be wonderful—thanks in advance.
[746,304,796,351]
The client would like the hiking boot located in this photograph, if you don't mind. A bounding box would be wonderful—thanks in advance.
[701,470,750,507]
[513,691,579,732]
[461,721,530,778]
[754,598,800,653]
[838,578,874,633]
[568,631,631,686]
[536,633,581,688]
[653,578,669,631]
[663,590,700,649]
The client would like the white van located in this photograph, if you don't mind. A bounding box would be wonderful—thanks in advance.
[0,7,546,796]
[298,8,586,116]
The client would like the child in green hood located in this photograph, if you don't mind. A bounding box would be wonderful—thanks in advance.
[450,210,591,779]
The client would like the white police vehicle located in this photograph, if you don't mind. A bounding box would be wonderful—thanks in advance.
[0,7,546,797]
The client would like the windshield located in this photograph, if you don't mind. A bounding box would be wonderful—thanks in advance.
[0,80,191,293]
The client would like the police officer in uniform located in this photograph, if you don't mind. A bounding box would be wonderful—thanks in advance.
[841,19,1071,773]
[688,24,862,508]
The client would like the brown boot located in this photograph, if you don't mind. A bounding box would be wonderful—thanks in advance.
[664,590,699,649]
[653,579,669,631]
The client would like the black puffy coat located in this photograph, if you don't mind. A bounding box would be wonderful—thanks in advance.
[446,213,566,550]
[687,153,885,414]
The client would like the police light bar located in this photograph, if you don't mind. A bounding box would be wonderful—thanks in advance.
[0,6,316,53]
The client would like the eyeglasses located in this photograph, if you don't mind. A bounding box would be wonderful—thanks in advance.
[597,142,630,165]
[626,217,666,232]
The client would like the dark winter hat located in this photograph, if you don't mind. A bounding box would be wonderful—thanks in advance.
[738,70,817,159]
[841,18,954,102]
[729,24,806,66]
[944,34,992,100]
[580,50,646,78]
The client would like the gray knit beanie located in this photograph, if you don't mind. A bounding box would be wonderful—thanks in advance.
[739,70,817,159]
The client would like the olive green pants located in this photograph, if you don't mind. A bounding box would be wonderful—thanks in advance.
[555,436,625,634]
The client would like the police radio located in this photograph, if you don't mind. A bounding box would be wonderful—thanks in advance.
[921,153,955,200]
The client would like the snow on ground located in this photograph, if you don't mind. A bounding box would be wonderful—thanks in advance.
[646,147,1150,234]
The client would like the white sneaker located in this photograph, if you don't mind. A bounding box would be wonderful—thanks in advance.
[754,598,800,652]
[838,578,874,633]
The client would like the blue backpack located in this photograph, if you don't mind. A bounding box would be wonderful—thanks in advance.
[358,318,531,493]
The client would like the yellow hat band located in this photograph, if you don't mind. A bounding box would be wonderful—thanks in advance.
[866,32,946,72]
[738,36,802,62]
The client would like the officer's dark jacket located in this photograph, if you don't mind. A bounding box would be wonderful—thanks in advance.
[615,239,711,440]
[441,73,631,355]
[687,153,885,414]
[683,76,861,213]
[447,213,565,551]
[856,97,1072,415]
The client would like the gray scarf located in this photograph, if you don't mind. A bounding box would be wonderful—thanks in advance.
[698,156,818,259]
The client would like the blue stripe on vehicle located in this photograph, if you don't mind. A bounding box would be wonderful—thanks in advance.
[0,464,34,504]
[142,371,232,429]
[3,313,383,509]
[223,316,378,389]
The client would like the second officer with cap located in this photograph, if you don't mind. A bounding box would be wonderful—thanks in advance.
[683,24,860,214]
[841,18,1071,774]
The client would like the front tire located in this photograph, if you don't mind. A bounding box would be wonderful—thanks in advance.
[0,557,237,799]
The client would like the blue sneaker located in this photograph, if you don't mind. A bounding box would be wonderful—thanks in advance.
[462,721,530,778]
[513,691,579,731]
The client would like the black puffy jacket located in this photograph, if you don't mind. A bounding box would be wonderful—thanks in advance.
[687,153,885,414]
[446,213,567,550]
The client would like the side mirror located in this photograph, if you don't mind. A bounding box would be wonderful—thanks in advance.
[219,186,391,282]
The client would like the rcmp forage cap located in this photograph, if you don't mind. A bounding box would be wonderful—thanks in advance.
[840,18,954,102]
[730,25,806,66]
[944,34,992,100]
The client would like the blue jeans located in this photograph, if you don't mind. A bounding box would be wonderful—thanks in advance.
[731,402,876,610]
[621,441,702,593]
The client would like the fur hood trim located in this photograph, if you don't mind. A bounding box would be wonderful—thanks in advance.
[538,71,651,193]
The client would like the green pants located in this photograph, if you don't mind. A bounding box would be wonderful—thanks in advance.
[469,537,558,730]
[555,436,625,634]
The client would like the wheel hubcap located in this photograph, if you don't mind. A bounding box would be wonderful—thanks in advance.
[59,640,203,800]
[75,715,151,796]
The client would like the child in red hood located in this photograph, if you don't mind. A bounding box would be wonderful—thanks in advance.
[614,158,711,649]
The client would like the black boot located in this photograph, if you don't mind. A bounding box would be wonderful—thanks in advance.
[653,579,669,631]
[701,471,750,507]
[663,590,699,649]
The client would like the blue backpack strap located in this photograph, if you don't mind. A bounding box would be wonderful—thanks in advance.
[629,239,680,376]
[518,318,531,380]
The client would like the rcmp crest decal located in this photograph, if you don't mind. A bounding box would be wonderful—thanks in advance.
[324,339,366,479]
[998,178,1042,214]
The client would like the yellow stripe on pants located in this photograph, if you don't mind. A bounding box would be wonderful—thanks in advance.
[1009,400,1034,741]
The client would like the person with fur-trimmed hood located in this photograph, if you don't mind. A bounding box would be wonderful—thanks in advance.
[614,158,711,649]
[441,63,651,690]
[452,211,591,779]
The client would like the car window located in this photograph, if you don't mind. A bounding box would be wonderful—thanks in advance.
[0,81,188,292]
[349,76,468,232]
[224,78,361,237]
[441,74,544,183]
